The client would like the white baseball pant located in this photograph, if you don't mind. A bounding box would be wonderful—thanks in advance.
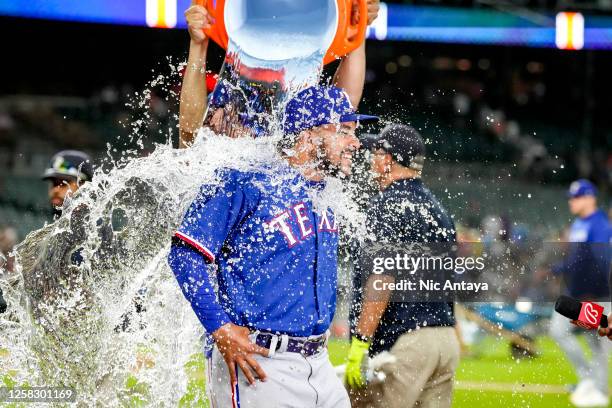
[206,335,350,408]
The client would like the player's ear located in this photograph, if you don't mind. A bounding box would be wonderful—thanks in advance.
[277,131,305,157]
[384,154,394,173]
[384,152,393,166]
[298,128,318,146]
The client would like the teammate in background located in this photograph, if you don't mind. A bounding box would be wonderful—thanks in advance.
[548,179,612,407]
[168,86,377,407]
[41,151,146,332]
[347,124,459,408]
[1,150,95,315]
[178,0,380,147]
[42,150,94,219]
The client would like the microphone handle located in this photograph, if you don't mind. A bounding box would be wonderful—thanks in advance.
[601,314,609,329]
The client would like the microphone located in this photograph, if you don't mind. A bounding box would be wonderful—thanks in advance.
[555,295,608,330]
[0,288,6,314]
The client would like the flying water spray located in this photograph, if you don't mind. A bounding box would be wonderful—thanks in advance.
[0,0,369,405]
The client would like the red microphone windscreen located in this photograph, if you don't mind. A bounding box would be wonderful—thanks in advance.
[555,295,607,329]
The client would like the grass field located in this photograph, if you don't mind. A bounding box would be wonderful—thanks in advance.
[328,337,585,408]
[2,335,609,407]
[168,335,607,407]
[452,336,582,408]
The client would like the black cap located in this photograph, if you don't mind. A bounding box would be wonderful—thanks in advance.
[361,124,425,171]
[42,150,94,182]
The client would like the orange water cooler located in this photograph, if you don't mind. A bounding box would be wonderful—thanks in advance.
[200,0,368,65]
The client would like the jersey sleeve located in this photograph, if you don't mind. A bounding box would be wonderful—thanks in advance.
[174,173,250,262]
[168,239,231,333]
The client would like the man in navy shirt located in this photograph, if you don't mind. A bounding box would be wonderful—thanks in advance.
[550,179,612,407]
[168,85,377,407]
[347,124,459,408]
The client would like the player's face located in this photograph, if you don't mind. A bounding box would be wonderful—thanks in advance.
[568,196,581,215]
[315,122,360,177]
[370,148,390,180]
[48,178,80,209]
[568,195,595,216]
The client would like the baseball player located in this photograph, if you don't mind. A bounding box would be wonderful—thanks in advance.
[347,124,459,408]
[548,179,612,407]
[42,150,94,220]
[178,0,379,147]
[168,85,378,407]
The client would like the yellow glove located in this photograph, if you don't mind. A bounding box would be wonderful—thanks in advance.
[345,336,371,388]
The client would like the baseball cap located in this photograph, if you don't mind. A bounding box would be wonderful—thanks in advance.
[42,150,94,182]
[361,124,426,171]
[282,86,378,135]
[568,179,597,198]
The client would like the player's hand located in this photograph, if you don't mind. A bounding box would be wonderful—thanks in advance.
[598,314,612,340]
[185,1,213,45]
[345,336,370,388]
[367,0,380,25]
[212,323,269,386]
[350,0,379,26]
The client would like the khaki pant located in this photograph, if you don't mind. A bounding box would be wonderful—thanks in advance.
[349,327,460,408]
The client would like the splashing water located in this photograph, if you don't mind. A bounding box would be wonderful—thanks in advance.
[0,1,372,404]
[0,127,366,405]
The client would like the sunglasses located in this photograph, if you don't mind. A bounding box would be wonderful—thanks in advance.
[49,178,74,187]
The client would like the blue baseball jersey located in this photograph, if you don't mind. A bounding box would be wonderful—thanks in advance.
[168,166,339,337]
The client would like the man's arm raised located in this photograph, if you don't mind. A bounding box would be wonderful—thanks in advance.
[179,2,213,148]
[332,0,379,108]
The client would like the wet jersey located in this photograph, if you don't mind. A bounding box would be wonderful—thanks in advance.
[168,167,339,337]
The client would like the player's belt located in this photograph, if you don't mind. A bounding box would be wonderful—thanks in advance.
[254,332,327,357]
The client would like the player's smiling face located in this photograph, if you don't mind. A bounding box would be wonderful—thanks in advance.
[313,122,360,177]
